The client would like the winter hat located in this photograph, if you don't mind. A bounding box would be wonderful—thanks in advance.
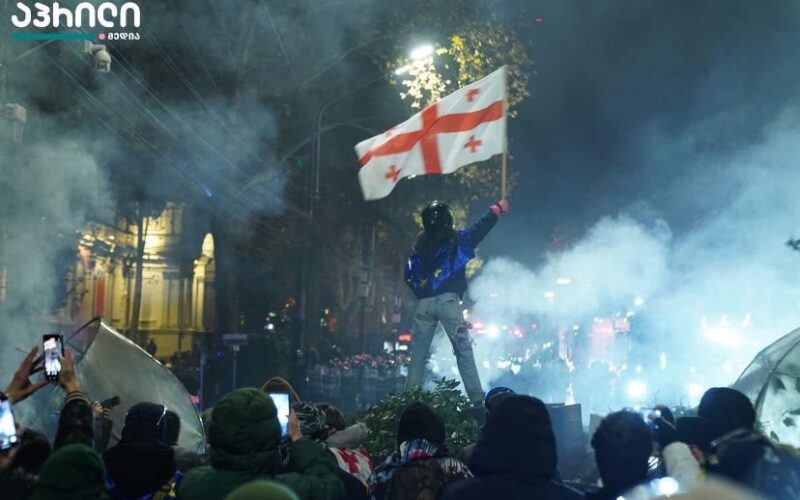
[224,479,300,500]
[484,386,516,411]
[293,402,329,441]
[397,401,445,447]
[470,395,557,479]
[698,388,756,439]
[209,388,282,474]
[121,402,168,444]
[31,444,108,500]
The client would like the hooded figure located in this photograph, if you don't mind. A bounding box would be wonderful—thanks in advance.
[262,377,302,404]
[31,443,109,500]
[404,199,508,403]
[440,395,581,500]
[697,388,756,439]
[368,402,471,500]
[457,386,516,463]
[103,402,182,500]
[587,411,653,500]
[178,388,344,500]
[698,388,800,499]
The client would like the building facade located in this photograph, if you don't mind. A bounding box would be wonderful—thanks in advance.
[58,203,215,357]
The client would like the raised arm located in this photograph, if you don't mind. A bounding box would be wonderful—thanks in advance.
[465,200,508,247]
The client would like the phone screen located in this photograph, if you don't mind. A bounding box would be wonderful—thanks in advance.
[268,392,290,438]
[43,334,64,382]
[0,396,18,451]
[639,407,661,424]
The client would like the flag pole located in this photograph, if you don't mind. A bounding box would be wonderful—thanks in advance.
[501,95,508,200]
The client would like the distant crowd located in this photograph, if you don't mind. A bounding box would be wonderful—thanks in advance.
[2,345,799,499]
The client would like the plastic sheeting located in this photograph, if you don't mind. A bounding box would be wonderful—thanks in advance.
[733,326,800,447]
[67,318,205,451]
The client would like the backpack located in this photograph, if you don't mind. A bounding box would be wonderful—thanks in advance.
[385,458,449,500]
[708,429,800,499]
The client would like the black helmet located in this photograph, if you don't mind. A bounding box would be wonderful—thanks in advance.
[421,200,454,233]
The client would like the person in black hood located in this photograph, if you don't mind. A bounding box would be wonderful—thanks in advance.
[103,402,182,499]
[440,395,581,500]
[587,411,652,500]
[457,386,516,463]
[697,387,756,440]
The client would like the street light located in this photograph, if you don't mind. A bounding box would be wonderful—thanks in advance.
[409,44,434,61]
[395,43,434,75]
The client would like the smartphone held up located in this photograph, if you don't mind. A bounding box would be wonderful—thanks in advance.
[268,392,290,438]
[0,394,18,451]
[43,334,64,382]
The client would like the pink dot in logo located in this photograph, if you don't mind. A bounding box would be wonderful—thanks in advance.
[98,33,106,40]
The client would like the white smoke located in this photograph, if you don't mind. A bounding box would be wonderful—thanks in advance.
[430,109,800,414]
[471,216,670,323]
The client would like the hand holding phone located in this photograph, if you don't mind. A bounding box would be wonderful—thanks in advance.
[100,396,121,408]
[288,410,302,443]
[57,351,80,394]
[4,346,48,404]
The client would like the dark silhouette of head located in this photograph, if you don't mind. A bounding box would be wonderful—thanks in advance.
[416,201,458,260]
[317,402,347,432]
[484,386,516,413]
[12,429,51,474]
[591,410,652,495]
[421,200,454,235]
[397,401,445,447]
[470,395,558,481]
[121,402,168,445]
[698,388,755,440]
[261,377,301,404]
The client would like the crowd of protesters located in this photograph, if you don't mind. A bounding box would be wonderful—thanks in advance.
[2,345,799,499]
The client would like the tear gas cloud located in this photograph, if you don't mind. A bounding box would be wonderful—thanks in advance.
[0,137,111,385]
[0,3,291,390]
[428,110,800,414]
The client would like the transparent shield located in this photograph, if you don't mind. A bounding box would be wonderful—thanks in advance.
[66,318,205,451]
[733,327,800,447]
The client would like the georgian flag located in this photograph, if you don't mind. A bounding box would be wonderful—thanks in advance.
[355,66,507,201]
[329,446,373,485]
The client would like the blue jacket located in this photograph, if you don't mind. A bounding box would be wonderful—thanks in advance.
[405,211,498,299]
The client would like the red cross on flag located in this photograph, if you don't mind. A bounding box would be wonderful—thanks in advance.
[329,447,373,484]
[355,66,507,200]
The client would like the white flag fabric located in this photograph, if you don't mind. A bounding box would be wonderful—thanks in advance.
[355,66,507,201]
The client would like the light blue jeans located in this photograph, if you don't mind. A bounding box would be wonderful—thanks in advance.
[405,292,484,402]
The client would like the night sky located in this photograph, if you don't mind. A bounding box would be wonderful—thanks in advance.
[485,0,800,267]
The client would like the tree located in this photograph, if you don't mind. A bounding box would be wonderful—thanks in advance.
[96,0,535,357]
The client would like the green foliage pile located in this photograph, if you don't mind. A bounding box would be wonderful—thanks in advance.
[363,378,480,462]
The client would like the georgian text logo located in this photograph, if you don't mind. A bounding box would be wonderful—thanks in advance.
[10,2,141,41]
